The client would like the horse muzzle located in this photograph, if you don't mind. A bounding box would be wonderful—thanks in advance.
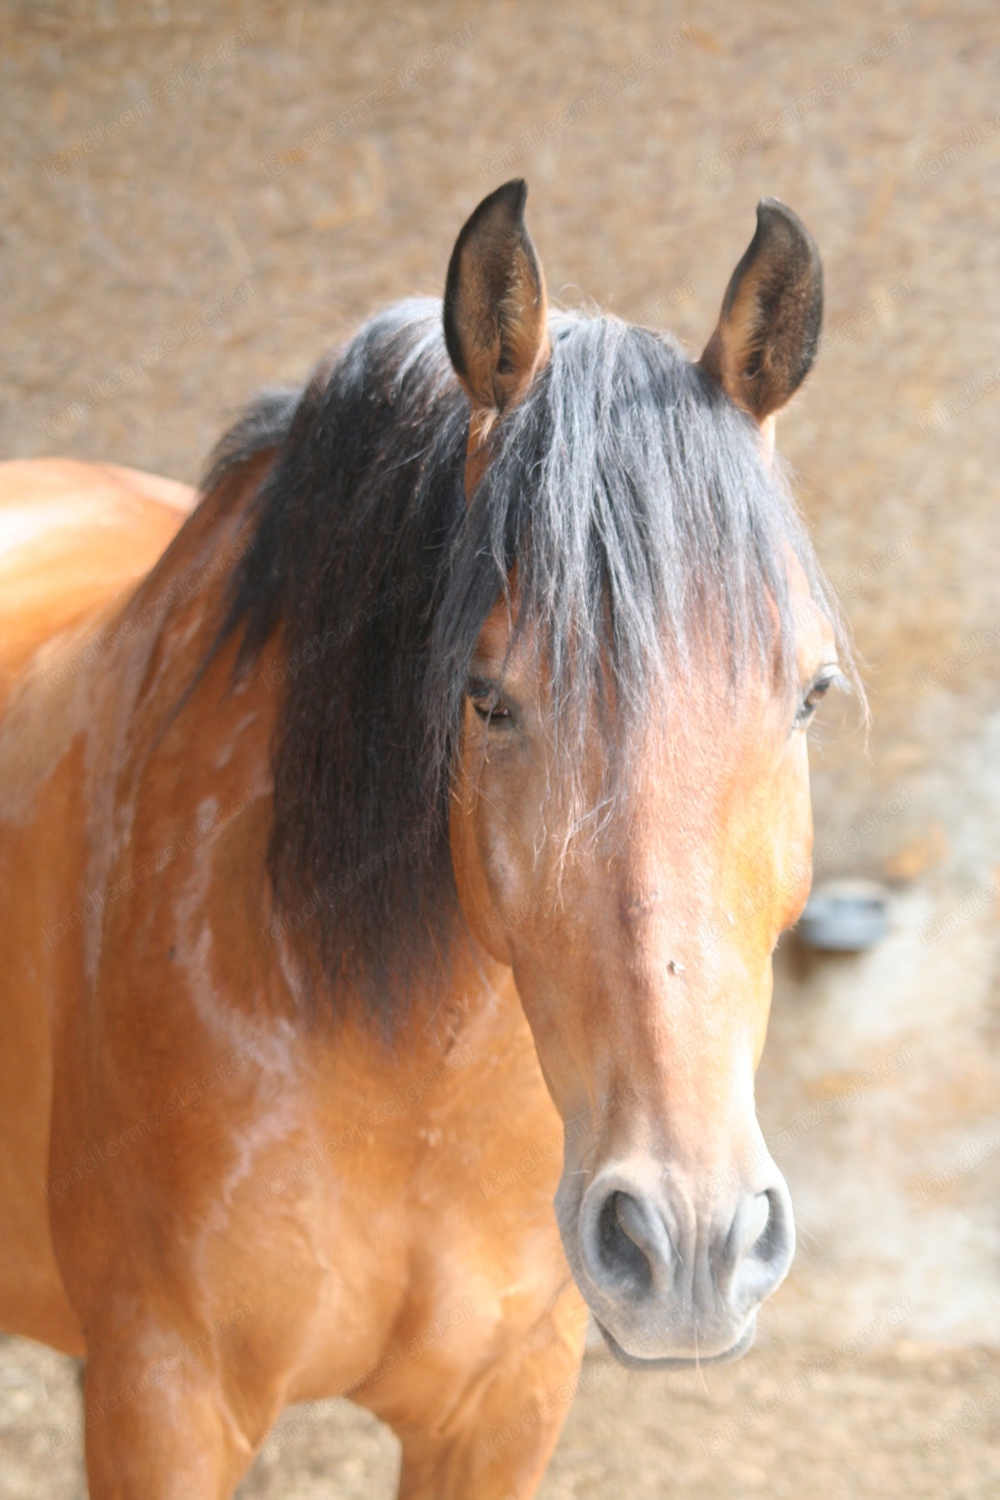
[556,1154,795,1365]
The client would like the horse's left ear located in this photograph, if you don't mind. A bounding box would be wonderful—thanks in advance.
[444,179,549,492]
[700,199,823,430]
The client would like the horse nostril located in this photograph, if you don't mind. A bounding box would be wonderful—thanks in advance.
[728,1184,795,1308]
[596,1190,654,1297]
[754,1187,794,1269]
[753,1190,784,1262]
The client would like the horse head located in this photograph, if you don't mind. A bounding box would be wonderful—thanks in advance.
[444,181,840,1365]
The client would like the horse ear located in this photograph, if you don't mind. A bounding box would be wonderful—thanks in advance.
[444,179,549,490]
[700,198,823,424]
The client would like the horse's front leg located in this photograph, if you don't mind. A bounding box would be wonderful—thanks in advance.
[80,1330,275,1499]
[394,1289,588,1500]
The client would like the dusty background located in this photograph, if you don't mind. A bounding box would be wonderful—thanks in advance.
[2,0,1000,1494]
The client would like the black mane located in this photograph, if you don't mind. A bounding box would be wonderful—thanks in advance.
[208,297,840,1017]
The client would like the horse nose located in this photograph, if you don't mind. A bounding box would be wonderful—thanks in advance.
[579,1167,795,1324]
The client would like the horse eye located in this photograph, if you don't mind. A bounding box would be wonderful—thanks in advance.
[795,666,842,727]
[467,680,511,724]
[473,700,511,723]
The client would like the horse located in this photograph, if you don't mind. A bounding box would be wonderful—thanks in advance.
[0,180,845,1497]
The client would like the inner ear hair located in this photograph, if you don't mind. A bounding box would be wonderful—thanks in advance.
[700,198,823,423]
[443,179,549,491]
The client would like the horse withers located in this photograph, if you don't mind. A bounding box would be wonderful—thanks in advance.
[0,183,845,1496]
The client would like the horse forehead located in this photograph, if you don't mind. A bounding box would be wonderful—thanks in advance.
[783,546,837,667]
[476,590,518,659]
[619,693,792,834]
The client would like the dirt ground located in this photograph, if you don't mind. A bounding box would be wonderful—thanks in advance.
[2,0,1000,1495]
[4,1330,1000,1499]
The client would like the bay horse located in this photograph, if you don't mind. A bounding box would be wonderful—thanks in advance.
[0,182,844,1497]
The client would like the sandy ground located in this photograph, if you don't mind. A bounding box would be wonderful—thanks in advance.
[2,0,1000,1494]
[4,1330,1000,1499]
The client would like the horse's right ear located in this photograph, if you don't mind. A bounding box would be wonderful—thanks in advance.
[700,198,823,428]
[444,179,549,493]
